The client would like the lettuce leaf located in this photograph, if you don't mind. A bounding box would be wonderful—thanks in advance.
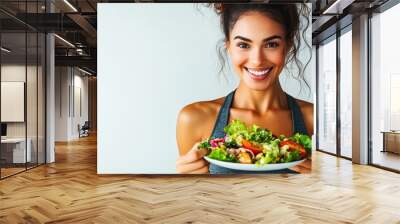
[247,125,274,143]
[224,119,274,144]
[289,133,312,154]
[207,147,237,162]
[224,119,248,139]
[281,150,301,163]
[198,139,211,150]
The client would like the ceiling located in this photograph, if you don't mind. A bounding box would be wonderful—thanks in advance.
[0,0,100,73]
[0,0,395,75]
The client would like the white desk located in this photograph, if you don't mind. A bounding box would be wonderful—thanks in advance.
[1,138,32,163]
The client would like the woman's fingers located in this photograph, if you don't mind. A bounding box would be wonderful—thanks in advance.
[176,142,210,174]
[176,158,208,174]
[188,165,209,174]
[176,147,208,165]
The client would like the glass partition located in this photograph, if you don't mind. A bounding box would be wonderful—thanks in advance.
[0,1,46,179]
[339,28,352,158]
[317,36,337,155]
[1,31,28,177]
[371,3,400,171]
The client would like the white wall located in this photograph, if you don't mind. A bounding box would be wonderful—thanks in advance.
[98,3,313,174]
[55,67,68,141]
[55,67,89,141]
[280,5,313,102]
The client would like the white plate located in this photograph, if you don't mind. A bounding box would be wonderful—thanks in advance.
[204,157,306,171]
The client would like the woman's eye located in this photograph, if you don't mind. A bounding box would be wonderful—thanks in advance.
[265,42,279,48]
[237,43,250,49]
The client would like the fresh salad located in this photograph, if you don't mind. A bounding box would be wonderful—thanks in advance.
[198,119,311,166]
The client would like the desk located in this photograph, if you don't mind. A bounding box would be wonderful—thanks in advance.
[1,138,31,163]
[381,131,400,154]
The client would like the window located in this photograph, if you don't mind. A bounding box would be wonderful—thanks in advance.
[317,36,337,154]
[339,28,352,158]
[371,2,400,171]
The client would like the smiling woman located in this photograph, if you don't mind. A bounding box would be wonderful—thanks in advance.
[176,3,313,174]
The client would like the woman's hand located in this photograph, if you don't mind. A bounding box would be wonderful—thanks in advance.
[176,142,209,174]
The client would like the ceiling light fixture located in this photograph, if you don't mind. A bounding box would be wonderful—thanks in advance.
[322,0,355,15]
[1,47,11,53]
[63,0,78,12]
[78,67,93,76]
[76,48,85,55]
[54,34,75,48]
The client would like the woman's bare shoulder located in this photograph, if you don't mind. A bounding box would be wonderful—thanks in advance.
[178,97,224,127]
[176,97,225,155]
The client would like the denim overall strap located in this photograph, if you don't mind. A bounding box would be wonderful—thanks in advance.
[286,94,309,135]
[210,90,236,139]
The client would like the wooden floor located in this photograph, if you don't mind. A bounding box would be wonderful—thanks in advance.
[1,163,45,178]
[1,135,400,224]
[0,167,26,178]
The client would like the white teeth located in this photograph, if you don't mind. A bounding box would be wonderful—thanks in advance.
[246,68,272,76]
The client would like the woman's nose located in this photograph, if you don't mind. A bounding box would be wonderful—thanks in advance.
[249,47,266,66]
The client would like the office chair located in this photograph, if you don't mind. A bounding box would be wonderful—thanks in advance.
[79,121,90,138]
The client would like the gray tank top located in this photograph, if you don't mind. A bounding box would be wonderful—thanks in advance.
[208,89,309,174]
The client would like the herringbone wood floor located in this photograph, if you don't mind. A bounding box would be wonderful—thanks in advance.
[1,134,400,224]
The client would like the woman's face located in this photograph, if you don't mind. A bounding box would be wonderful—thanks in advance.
[226,11,288,91]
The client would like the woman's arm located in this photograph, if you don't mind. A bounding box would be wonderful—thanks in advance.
[176,103,205,155]
[175,103,210,174]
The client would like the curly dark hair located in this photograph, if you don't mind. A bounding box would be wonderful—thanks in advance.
[207,3,312,96]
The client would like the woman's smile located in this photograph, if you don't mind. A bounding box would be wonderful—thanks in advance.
[244,66,273,81]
